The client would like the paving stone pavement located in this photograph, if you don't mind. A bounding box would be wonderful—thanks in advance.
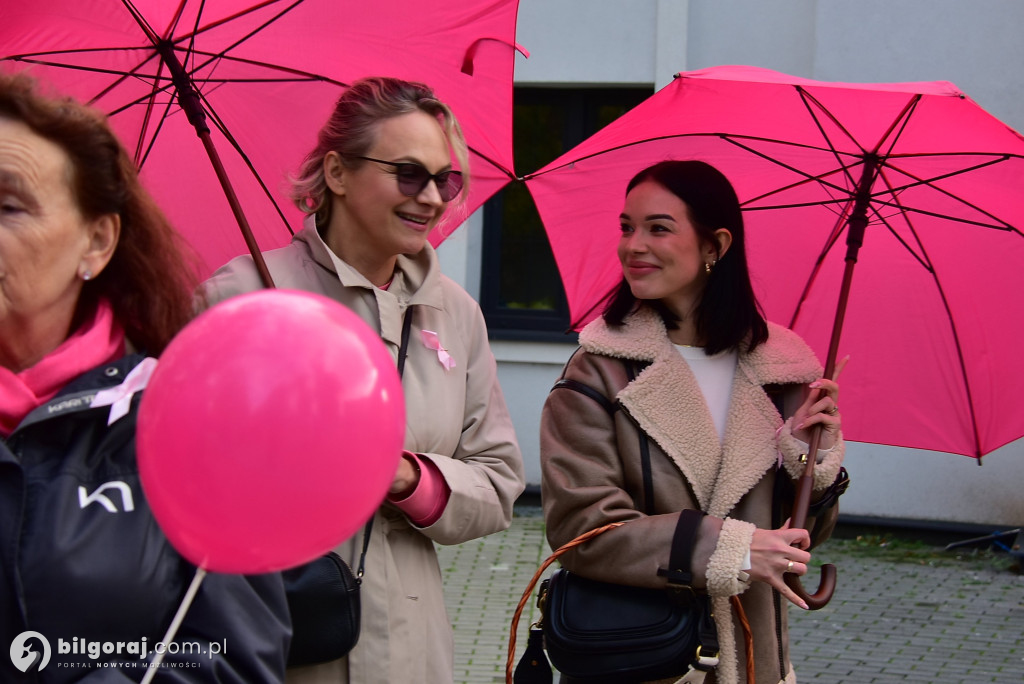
[436,505,1024,684]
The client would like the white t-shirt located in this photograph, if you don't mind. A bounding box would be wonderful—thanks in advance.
[674,345,739,443]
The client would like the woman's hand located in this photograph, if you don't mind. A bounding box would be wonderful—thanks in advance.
[790,356,848,449]
[747,521,812,609]
[389,452,421,496]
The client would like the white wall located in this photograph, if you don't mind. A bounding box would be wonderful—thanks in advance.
[438,0,1024,527]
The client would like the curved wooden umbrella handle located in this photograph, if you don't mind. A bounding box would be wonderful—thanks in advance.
[784,449,836,610]
[786,563,836,611]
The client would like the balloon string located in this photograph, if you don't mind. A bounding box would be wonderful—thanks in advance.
[140,567,207,684]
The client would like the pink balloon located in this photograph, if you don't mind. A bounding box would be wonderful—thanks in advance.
[137,289,405,574]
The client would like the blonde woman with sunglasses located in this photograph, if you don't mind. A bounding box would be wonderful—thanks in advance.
[204,76,525,684]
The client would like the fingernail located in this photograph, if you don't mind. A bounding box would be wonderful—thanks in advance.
[800,600,809,610]
[809,381,822,388]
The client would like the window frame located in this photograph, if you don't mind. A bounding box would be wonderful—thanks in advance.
[480,85,653,341]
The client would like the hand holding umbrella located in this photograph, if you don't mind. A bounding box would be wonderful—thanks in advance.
[783,357,846,609]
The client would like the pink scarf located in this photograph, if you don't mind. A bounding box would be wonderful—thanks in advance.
[0,300,125,436]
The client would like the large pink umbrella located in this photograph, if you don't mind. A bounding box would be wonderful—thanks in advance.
[526,65,1024,462]
[0,0,524,283]
[524,65,1024,606]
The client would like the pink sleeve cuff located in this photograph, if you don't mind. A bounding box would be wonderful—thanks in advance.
[387,451,451,527]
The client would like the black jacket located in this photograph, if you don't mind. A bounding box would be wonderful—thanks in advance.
[1,354,290,683]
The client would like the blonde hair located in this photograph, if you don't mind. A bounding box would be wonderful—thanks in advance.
[290,77,470,228]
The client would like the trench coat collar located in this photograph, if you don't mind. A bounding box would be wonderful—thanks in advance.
[579,307,822,517]
[294,215,445,347]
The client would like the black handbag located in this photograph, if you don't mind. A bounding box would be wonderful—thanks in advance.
[509,362,718,684]
[282,524,370,667]
[539,514,718,683]
[282,308,414,667]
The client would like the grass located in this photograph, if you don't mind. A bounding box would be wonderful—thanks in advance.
[813,533,1020,572]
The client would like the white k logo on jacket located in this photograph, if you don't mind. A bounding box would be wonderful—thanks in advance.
[78,481,135,513]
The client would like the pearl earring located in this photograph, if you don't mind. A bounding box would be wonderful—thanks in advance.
[82,270,93,281]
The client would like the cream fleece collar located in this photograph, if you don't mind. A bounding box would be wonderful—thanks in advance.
[580,308,822,517]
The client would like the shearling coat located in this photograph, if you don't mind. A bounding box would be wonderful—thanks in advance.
[204,220,525,684]
[540,308,844,684]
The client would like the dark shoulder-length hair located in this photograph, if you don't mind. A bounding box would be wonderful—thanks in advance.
[602,159,768,355]
[0,72,200,355]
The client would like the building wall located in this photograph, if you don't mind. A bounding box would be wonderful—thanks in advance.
[437,0,1024,528]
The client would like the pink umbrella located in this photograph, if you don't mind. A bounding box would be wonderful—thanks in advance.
[0,0,524,283]
[526,65,1024,462]
[524,65,1024,606]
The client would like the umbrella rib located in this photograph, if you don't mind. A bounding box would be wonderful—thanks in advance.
[181,0,296,43]
[879,175,984,458]
[794,87,866,193]
[866,92,924,160]
[130,59,171,167]
[522,132,857,181]
[121,0,162,44]
[723,137,861,206]
[795,87,866,154]
[169,45,349,86]
[7,45,156,59]
[134,92,179,170]
[786,200,854,330]
[174,0,306,71]
[866,171,933,271]
[925,275,984,459]
[193,90,295,237]
[8,54,169,109]
[871,201,1019,231]
[875,156,1021,233]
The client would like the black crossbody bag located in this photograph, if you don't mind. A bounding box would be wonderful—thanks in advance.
[283,308,414,667]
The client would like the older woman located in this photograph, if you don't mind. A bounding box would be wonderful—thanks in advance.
[541,160,848,684]
[0,73,289,682]
[203,76,524,683]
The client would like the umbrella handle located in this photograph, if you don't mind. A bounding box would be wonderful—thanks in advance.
[785,562,836,611]
[782,422,836,610]
[784,462,836,610]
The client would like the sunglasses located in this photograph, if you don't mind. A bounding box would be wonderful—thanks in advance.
[353,156,464,202]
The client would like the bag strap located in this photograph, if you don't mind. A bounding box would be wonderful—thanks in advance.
[357,307,415,579]
[624,360,658,517]
[397,305,413,379]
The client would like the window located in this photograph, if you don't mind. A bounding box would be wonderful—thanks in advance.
[480,86,653,340]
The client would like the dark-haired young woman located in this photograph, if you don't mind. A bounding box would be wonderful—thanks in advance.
[540,160,846,684]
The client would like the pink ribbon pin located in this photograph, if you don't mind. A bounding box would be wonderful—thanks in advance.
[90,357,158,425]
[420,330,456,371]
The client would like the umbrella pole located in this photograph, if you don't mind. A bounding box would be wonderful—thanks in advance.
[785,154,878,609]
[156,42,276,289]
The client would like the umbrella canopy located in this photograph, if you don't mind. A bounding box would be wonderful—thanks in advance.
[0,0,523,278]
[525,65,1024,461]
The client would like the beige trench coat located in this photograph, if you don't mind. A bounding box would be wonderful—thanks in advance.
[204,220,525,683]
[541,309,844,684]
